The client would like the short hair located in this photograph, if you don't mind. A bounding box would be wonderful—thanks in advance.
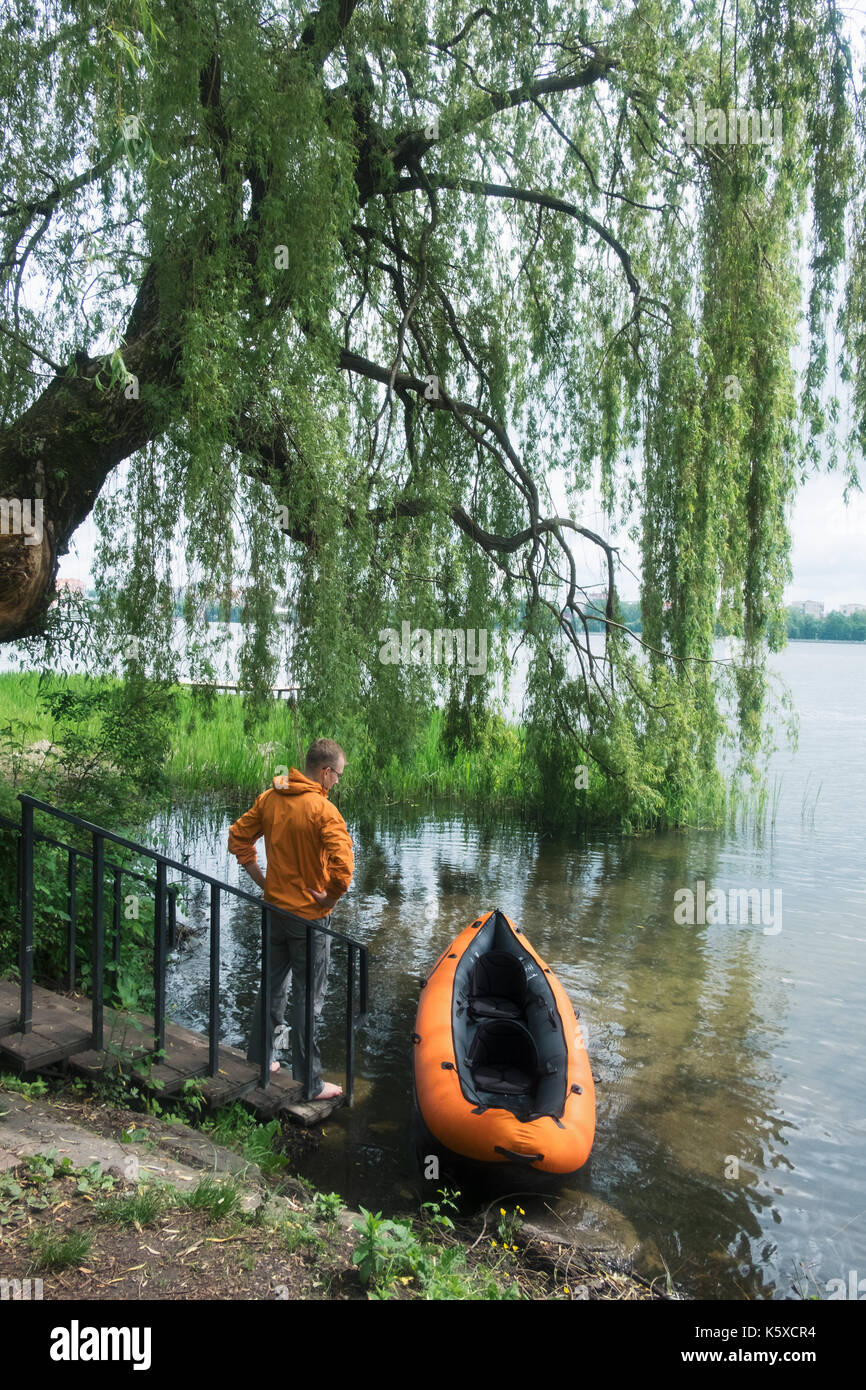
[305,738,345,774]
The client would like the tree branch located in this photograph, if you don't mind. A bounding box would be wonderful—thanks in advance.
[390,175,642,303]
[432,7,496,51]
[371,57,618,201]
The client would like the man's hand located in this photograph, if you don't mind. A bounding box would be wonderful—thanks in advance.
[311,888,338,912]
[243,862,267,892]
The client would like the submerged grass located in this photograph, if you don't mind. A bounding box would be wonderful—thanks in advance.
[724,774,787,836]
[201,1104,289,1175]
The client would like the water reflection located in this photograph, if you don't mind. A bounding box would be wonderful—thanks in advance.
[150,643,865,1301]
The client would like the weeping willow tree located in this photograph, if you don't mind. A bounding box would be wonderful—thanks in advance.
[0,0,862,823]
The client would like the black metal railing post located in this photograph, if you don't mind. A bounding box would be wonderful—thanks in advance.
[19,799,34,1034]
[359,945,368,1020]
[15,817,21,909]
[153,859,167,1054]
[209,885,220,1077]
[167,883,178,950]
[112,866,123,1001]
[67,849,77,991]
[345,943,356,1107]
[91,833,105,1050]
[259,905,270,1089]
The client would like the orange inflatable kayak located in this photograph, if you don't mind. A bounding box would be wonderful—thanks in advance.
[412,909,595,1175]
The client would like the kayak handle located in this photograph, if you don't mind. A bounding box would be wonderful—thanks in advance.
[494,1145,545,1165]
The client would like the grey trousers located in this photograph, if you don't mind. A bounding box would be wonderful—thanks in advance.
[247,909,332,1097]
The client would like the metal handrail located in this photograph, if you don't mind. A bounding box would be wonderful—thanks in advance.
[6,796,368,1103]
[0,809,163,888]
[0,811,183,986]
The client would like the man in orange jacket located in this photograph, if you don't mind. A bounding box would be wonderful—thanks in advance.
[228,738,354,1099]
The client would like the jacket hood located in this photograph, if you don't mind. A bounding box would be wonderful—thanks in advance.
[272,767,326,796]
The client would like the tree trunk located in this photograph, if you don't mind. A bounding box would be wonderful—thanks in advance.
[0,264,178,639]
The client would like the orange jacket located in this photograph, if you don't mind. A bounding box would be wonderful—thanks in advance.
[227,770,354,919]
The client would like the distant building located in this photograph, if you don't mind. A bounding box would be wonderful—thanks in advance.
[792,600,824,618]
[55,577,85,595]
[839,603,866,616]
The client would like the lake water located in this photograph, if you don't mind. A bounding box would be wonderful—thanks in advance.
[150,641,865,1301]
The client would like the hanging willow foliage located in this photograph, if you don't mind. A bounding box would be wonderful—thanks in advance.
[0,0,861,823]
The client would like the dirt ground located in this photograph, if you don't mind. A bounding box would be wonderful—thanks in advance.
[0,1160,356,1300]
[0,1082,673,1301]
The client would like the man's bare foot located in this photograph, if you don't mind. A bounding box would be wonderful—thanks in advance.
[270,1060,281,1073]
[312,1081,342,1100]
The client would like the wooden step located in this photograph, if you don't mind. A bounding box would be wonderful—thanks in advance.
[0,975,340,1124]
[0,980,93,1069]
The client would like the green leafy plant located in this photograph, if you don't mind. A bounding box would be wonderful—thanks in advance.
[24,1150,58,1184]
[351,1207,419,1288]
[0,1073,49,1098]
[312,1190,346,1222]
[0,1172,24,1225]
[181,1078,206,1115]
[420,1187,459,1231]
[119,1124,150,1144]
[36,675,176,803]
[75,1160,116,1195]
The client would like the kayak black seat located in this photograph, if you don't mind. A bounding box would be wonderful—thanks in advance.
[469,949,528,1021]
[468,1020,540,1097]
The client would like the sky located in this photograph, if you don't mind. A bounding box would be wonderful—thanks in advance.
[783,470,866,608]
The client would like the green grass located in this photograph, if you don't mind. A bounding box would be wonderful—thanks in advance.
[0,671,530,811]
[724,774,785,835]
[163,683,530,813]
[351,1204,522,1300]
[94,1185,171,1227]
[281,1216,324,1253]
[27,1227,92,1271]
[176,1175,243,1222]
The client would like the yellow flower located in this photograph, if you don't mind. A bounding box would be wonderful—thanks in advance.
[564,1285,570,1294]
[512,1244,518,1252]
[500,1207,506,1216]
[517,1206,525,1216]
[491,1239,497,1247]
